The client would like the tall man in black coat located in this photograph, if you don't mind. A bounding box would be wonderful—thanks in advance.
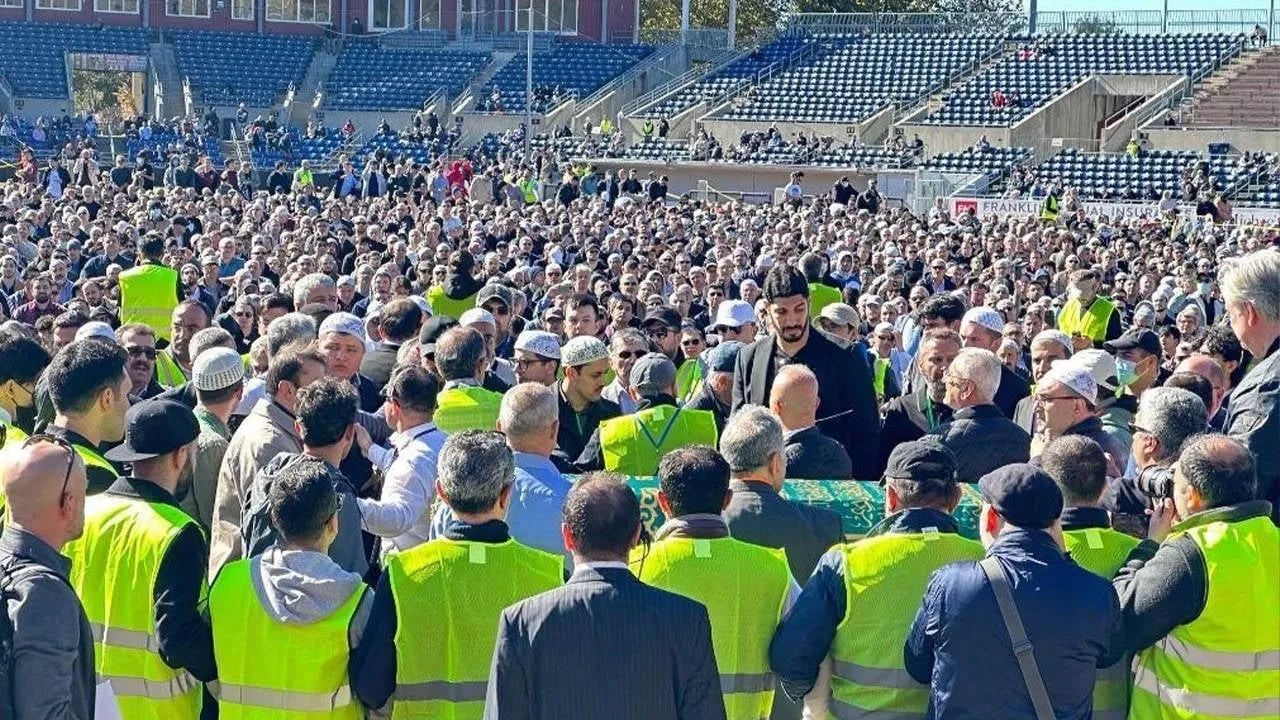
[732,266,881,479]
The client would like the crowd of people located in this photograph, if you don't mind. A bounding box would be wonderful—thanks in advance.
[0,134,1275,720]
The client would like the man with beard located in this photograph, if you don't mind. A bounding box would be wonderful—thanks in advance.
[0,334,49,444]
[45,339,130,494]
[879,329,961,473]
[733,266,881,479]
[156,301,210,388]
[64,399,215,720]
[116,323,166,399]
[12,274,65,325]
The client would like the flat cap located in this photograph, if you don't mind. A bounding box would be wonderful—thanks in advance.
[702,341,742,373]
[631,353,677,395]
[978,464,1064,529]
[819,302,861,328]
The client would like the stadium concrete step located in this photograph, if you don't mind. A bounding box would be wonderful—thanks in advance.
[149,42,184,119]
[1187,45,1280,128]
[289,47,338,126]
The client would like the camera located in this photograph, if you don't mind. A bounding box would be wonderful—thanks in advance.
[1135,465,1175,499]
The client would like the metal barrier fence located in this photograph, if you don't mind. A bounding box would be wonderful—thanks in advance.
[1034,9,1272,37]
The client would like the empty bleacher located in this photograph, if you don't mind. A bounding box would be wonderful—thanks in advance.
[921,145,1033,173]
[639,36,812,120]
[0,22,147,98]
[171,31,314,107]
[483,43,654,112]
[719,34,1002,124]
[925,33,1243,126]
[250,128,347,167]
[326,40,490,111]
[1184,45,1280,128]
[1031,148,1251,200]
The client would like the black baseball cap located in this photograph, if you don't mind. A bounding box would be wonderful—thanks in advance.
[105,399,200,463]
[641,308,682,331]
[885,440,958,485]
[1104,328,1161,356]
[977,464,1064,530]
[418,316,459,354]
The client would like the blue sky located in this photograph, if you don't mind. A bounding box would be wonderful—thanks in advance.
[1028,0,1273,10]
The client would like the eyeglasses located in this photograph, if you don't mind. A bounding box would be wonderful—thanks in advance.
[647,328,670,340]
[23,433,75,498]
[514,357,552,368]
[1130,423,1153,436]
[234,311,253,319]
[125,346,158,359]
[1035,394,1079,404]
[616,350,645,360]
[483,304,510,316]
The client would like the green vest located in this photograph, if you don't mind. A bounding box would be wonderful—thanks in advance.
[209,558,365,719]
[807,282,843,318]
[1129,515,1279,720]
[642,120,654,136]
[155,349,190,388]
[0,421,27,513]
[519,179,538,204]
[830,530,984,720]
[1058,297,1116,343]
[434,384,503,435]
[1040,194,1060,222]
[385,538,562,719]
[293,167,314,187]
[676,359,704,403]
[74,440,119,485]
[64,494,204,720]
[118,264,179,342]
[635,536,790,720]
[425,285,478,321]
[599,404,718,476]
[873,358,890,401]
[1065,525,1141,719]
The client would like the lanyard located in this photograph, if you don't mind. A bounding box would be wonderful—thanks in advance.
[638,406,683,450]
[920,394,938,431]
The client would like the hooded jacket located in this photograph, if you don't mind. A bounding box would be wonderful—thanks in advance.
[247,546,372,645]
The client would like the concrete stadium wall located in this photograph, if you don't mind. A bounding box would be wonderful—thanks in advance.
[574,157,901,200]
[896,122,1008,159]
[1141,126,1280,153]
[1099,76,1187,153]
[12,97,68,120]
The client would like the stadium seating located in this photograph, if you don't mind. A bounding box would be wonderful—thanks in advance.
[639,36,813,120]
[720,34,1002,123]
[127,130,223,165]
[0,22,147,98]
[250,129,346,167]
[483,43,654,113]
[171,31,314,107]
[920,145,1032,173]
[326,40,490,111]
[624,137,692,161]
[351,132,459,165]
[925,33,1243,126]
[1029,148,1250,200]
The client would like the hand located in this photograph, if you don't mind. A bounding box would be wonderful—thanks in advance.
[1071,334,1092,352]
[1147,497,1177,543]
[354,423,372,455]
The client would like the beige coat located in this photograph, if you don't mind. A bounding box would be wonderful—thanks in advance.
[208,398,301,579]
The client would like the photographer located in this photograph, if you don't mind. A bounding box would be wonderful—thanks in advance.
[1106,387,1206,529]
[1114,434,1278,719]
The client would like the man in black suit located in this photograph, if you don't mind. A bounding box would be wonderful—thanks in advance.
[959,306,1029,419]
[769,365,852,480]
[879,328,960,473]
[484,475,726,720]
[360,298,422,388]
[732,266,880,479]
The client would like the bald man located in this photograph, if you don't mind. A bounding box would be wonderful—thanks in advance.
[769,365,853,480]
[0,439,96,719]
[1176,354,1230,429]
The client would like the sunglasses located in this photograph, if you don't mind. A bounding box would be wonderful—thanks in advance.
[126,346,158,359]
[616,350,645,360]
[681,339,703,347]
[234,311,253,318]
[647,328,670,340]
[23,433,75,498]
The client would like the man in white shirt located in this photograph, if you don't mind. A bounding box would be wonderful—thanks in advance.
[355,365,446,555]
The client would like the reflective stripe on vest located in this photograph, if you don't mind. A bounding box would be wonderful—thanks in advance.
[830,531,984,719]
[118,265,178,342]
[386,538,562,719]
[65,494,203,720]
[599,404,718,476]
[434,385,503,435]
[1064,526,1140,717]
[635,537,789,720]
[1128,515,1279,720]
[1058,297,1115,343]
[209,557,363,719]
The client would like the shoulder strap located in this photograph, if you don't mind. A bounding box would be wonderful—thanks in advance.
[978,557,1056,720]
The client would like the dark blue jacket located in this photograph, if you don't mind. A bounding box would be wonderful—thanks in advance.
[904,528,1124,720]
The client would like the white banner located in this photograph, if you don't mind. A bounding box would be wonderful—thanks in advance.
[950,197,1280,224]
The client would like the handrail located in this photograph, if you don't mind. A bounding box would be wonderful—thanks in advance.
[577,43,678,111]
[622,46,740,116]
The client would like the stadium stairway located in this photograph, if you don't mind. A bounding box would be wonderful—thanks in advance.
[149,42,184,119]
[460,51,518,112]
[288,48,338,127]
[1185,45,1280,128]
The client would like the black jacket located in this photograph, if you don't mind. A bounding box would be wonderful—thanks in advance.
[0,526,95,720]
[932,404,1031,482]
[557,383,621,468]
[783,426,853,480]
[992,364,1031,420]
[1223,337,1280,522]
[723,479,843,582]
[1114,500,1272,654]
[732,330,880,479]
[878,389,952,475]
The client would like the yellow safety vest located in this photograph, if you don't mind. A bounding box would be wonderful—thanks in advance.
[1129,514,1279,720]
[385,538,562,719]
[425,285,478,321]
[635,536,790,720]
[118,264,179,342]
[873,358,890,401]
[434,384,503,435]
[520,179,538,205]
[642,120,654,136]
[155,349,189,388]
[0,421,28,513]
[293,168,314,187]
[64,494,204,720]
[209,558,365,719]
[830,529,984,720]
[74,441,120,484]
[1065,525,1141,720]
[807,282,843,318]
[1058,297,1116,343]
[676,359,704,403]
[1040,194,1060,222]
[599,404,718,476]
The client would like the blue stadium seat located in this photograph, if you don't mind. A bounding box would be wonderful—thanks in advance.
[171,30,315,107]
[0,22,147,99]
[482,42,654,113]
[326,39,490,111]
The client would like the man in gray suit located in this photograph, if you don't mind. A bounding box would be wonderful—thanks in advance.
[720,406,844,720]
[484,474,726,720]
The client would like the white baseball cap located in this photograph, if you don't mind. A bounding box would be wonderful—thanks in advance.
[459,308,496,328]
[713,300,756,329]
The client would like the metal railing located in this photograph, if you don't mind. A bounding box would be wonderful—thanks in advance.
[622,47,740,116]
[576,43,679,112]
[706,38,825,117]
[1034,9,1272,37]
[784,12,1028,37]
[640,27,731,49]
